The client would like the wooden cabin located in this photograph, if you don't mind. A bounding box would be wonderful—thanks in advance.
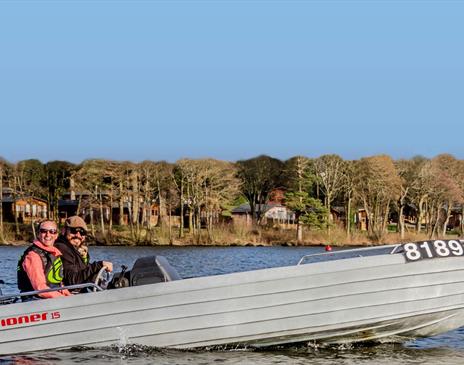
[58,191,160,227]
[1,188,48,223]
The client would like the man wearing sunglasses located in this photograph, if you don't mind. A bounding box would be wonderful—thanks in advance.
[55,216,113,292]
[17,219,72,299]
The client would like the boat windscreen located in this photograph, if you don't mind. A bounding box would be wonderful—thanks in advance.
[298,245,401,265]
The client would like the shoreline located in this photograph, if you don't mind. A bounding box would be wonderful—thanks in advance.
[0,240,377,248]
[1,227,454,248]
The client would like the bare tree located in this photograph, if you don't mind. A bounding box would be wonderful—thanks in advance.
[313,154,345,235]
[456,159,464,234]
[175,159,240,243]
[72,159,115,242]
[150,161,176,229]
[427,155,463,238]
[14,159,47,238]
[354,155,401,241]
[176,159,204,238]
[341,160,356,239]
[407,157,432,234]
[394,158,427,239]
[171,164,186,239]
[201,159,240,242]
[0,158,10,243]
[283,156,313,242]
[137,161,176,243]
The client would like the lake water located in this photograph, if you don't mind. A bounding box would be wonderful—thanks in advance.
[2,245,464,364]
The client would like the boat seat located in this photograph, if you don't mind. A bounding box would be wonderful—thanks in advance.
[130,255,181,286]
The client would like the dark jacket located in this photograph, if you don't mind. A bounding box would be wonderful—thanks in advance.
[54,237,104,287]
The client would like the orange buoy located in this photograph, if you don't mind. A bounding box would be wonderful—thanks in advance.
[325,245,332,251]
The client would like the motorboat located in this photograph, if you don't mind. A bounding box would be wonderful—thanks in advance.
[1,239,464,355]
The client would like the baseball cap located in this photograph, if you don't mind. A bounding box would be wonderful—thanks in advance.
[64,216,88,231]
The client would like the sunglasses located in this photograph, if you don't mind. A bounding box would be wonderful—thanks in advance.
[39,228,58,235]
[68,227,87,236]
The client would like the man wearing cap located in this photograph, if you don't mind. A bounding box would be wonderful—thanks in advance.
[55,216,113,291]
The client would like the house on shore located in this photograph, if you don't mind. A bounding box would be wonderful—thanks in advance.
[231,203,296,226]
[57,190,160,227]
[0,188,48,223]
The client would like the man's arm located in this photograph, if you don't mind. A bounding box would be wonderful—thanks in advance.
[57,242,104,284]
[64,261,105,284]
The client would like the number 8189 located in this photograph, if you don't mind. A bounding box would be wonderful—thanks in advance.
[403,240,464,262]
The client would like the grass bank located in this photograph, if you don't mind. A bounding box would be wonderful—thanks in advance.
[0,222,460,247]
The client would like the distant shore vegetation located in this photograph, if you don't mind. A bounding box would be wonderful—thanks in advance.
[0,154,463,246]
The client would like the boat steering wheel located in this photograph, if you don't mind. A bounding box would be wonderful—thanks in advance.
[93,267,112,292]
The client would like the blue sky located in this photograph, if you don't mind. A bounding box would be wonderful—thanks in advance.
[1,1,463,164]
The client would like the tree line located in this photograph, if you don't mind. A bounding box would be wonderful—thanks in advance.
[0,153,463,244]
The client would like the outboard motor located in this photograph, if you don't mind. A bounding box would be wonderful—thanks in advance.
[109,255,181,289]
[130,256,182,286]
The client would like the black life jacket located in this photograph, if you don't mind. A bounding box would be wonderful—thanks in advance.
[17,244,64,294]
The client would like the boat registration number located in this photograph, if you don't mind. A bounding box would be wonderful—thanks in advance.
[402,240,464,262]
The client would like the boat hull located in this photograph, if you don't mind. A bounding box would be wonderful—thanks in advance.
[1,251,464,354]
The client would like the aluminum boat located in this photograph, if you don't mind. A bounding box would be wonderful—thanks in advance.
[1,239,464,355]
